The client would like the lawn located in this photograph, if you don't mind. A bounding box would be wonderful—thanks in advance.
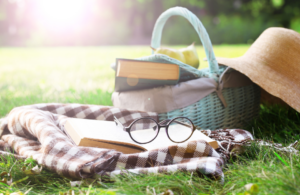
[0,45,249,116]
[0,46,299,194]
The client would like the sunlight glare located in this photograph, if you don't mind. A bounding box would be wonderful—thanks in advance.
[35,0,88,30]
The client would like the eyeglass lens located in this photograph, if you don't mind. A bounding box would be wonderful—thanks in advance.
[130,118,159,143]
[167,117,193,142]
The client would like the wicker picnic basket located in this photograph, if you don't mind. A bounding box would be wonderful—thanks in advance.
[112,7,260,130]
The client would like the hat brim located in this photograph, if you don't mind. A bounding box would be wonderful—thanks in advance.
[216,56,300,112]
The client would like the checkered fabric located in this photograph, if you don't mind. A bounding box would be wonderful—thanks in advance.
[0,103,252,180]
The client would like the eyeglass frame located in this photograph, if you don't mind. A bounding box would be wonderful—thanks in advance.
[113,115,197,144]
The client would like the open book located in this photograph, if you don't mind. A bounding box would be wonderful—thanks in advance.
[64,118,218,154]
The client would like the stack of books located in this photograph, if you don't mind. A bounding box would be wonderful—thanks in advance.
[115,58,200,92]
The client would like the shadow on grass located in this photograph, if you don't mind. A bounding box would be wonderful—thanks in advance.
[245,104,300,144]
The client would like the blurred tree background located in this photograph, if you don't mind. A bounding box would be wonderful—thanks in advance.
[0,0,298,46]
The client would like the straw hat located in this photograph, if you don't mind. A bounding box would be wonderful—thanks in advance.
[216,27,300,112]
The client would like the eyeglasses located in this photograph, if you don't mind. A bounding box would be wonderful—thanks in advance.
[114,116,196,144]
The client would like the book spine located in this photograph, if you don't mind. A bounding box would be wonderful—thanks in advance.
[115,77,178,92]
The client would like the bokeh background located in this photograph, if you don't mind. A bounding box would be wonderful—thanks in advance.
[0,0,298,46]
[1,0,299,114]
[1,1,300,194]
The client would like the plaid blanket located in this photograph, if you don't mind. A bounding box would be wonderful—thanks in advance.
[0,103,253,180]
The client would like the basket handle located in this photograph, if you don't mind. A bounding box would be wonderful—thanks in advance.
[151,7,219,79]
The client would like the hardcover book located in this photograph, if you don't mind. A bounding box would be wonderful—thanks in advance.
[63,118,218,154]
[114,58,200,92]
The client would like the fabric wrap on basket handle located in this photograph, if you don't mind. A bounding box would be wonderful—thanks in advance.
[150,6,220,80]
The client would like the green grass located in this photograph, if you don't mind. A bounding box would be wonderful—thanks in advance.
[0,46,299,194]
[0,45,249,117]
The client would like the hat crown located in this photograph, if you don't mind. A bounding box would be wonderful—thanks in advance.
[245,27,300,66]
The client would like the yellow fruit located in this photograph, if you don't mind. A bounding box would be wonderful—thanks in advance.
[151,42,200,69]
[151,47,186,64]
[179,42,199,69]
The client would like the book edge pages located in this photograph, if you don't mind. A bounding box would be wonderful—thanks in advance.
[64,119,82,145]
[116,60,121,78]
[80,138,146,154]
[84,137,147,152]
[116,58,179,80]
[176,64,180,82]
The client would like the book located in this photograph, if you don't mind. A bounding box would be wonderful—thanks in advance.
[114,58,200,92]
[63,118,218,154]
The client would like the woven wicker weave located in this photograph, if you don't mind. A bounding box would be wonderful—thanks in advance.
[152,7,260,129]
[158,85,260,129]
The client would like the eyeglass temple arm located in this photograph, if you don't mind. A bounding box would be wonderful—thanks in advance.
[173,120,193,128]
[113,116,128,132]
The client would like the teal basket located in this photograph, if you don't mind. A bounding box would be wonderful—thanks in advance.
[111,7,260,130]
[151,7,260,130]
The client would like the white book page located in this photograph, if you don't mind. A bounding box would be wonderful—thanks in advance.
[141,126,211,150]
[70,118,135,144]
